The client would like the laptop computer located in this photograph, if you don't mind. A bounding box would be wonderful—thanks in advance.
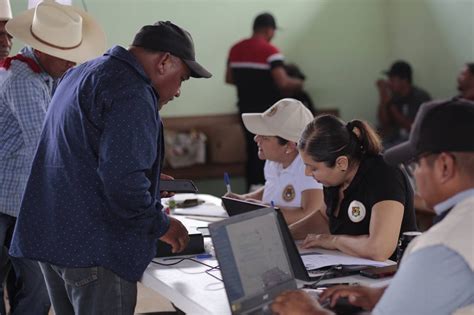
[221,196,279,216]
[209,207,297,315]
[273,209,372,282]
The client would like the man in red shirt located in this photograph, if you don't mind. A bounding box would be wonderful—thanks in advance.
[226,12,303,189]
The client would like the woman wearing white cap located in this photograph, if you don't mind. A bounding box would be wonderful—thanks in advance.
[225,98,325,225]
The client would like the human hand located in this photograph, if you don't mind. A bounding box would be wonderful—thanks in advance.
[159,217,189,253]
[302,234,337,250]
[376,79,388,91]
[319,285,385,311]
[160,173,175,198]
[271,290,333,315]
[376,79,391,102]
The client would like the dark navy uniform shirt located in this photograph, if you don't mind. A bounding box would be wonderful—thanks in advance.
[9,46,170,282]
[324,154,417,260]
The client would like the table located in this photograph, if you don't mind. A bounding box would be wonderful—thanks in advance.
[141,208,393,315]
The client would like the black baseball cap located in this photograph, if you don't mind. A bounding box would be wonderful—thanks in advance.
[132,21,212,78]
[383,60,412,81]
[253,12,277,31]
[384,98,474,165]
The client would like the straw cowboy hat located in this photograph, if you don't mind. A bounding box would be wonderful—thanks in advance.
[0,0,12,21]
[5,0,106,63]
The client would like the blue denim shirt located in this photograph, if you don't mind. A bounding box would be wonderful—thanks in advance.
[10,46,170,282]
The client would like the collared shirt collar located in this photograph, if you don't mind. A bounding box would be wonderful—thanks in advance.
[20,46,53,79]
[433,188,474,216]
[343,154,375,194]
[105,46,151,84]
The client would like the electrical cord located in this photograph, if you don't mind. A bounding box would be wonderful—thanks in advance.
[306,264,343,288]
[152,257,222,282]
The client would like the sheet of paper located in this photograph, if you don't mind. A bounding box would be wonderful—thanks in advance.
[301,252,389,270]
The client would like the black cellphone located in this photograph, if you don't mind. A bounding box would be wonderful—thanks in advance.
[360,265,397,279]
[159,179,198,193]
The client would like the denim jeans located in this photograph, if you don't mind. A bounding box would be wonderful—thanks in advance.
[0,213,50,315]
[39,263,137,315]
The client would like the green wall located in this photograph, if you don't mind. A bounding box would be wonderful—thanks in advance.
[10,0,473,125]
[9,0,474,195]
[387,0,474,101]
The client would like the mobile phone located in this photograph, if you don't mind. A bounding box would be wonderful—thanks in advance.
[196,227,210,237]
[159,179,198,193]
[360,265,397,279]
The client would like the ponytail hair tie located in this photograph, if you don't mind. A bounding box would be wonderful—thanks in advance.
[346,121,365,153]
[346,121,354,133]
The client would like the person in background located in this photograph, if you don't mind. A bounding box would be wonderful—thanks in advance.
[226,12,304,191]
[0,1,106,313]
[283,63,317,115]
[224,98,324,225]
[377,60,431,149]
[457,63,474,101]
[9,20,211,314]
[291,115,417,261]
[271,99,474,315]
[412,62,474,216]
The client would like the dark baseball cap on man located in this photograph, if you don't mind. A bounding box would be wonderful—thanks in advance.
[253,12,277,31]
[384,98,474,166]
[383,60,412,81]
[132,21,212,78]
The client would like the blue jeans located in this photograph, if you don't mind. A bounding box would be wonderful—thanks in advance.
[39,263,137,315]
[0,213,50,315]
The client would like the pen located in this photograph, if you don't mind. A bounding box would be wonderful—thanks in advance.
[224,172,231,193]
[270,200,275,208]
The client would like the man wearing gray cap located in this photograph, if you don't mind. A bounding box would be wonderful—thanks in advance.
[9,20,211,314]
[270,98,474,315]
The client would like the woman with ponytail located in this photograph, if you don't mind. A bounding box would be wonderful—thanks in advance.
[292,115,417,261]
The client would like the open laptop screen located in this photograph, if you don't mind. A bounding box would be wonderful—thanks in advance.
[210,208,296,314]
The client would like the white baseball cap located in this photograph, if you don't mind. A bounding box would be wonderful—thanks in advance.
[242,98,314,143]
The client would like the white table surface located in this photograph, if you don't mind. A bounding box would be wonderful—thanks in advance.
[141,194,393,314]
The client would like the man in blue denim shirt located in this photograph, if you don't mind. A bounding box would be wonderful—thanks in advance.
[0,1,106,314]
[9,20,211,314]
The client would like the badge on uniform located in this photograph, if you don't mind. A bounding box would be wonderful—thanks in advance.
[282,184,295,202]
[348,200,366,223]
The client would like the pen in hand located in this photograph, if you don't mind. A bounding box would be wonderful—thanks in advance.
[224,172,231,193]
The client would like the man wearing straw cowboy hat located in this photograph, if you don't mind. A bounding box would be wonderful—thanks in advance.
[8,6,211,315]
[0,0,106,313]
[0,2,13,313]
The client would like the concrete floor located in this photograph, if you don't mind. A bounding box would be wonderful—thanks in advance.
[6,282,176,314]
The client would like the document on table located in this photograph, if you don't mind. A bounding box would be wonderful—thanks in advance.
[301,252,390,271]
